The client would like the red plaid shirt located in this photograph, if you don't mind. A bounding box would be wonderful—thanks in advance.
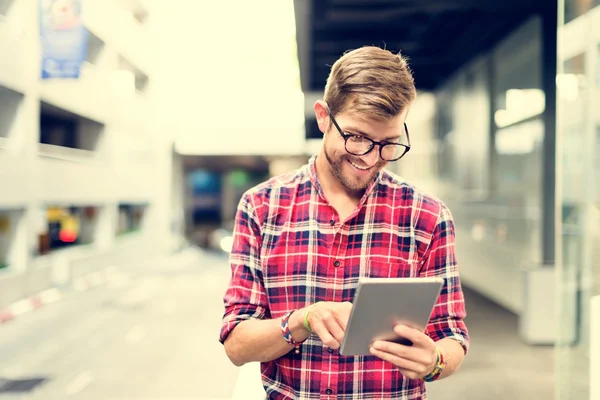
[220,155,469,399]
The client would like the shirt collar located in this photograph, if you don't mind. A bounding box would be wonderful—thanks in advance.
[305,154,382,205]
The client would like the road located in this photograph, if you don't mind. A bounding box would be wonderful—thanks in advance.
[0,246,555,400]
[0,248,239,400]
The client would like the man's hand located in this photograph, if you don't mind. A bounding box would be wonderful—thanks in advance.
[369,325,437,380]
[305,301,353,349]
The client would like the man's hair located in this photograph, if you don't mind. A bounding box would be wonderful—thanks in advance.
[323,46,417,120]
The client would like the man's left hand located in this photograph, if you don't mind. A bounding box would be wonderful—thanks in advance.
[369,325,437,380]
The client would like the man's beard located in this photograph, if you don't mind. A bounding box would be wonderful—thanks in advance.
[324,147,381,192]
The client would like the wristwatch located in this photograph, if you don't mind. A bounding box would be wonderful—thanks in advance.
[422,347,446,382]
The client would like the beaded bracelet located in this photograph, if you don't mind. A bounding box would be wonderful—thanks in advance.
[422,347,446,382]
[281,311,306,353]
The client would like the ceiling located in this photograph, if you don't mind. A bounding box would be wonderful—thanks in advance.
[294,0,555,92]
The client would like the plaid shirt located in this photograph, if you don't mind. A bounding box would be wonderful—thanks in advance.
[220,155,469,399]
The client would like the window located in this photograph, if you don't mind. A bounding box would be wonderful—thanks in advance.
[39,102,104,153]
[564,0,600,24]
[0,209,20,270]
[39,206,98,254]
[117,204,147,235]
[187,169,222,225]
[0,85,23,142]
[490,16,543,254]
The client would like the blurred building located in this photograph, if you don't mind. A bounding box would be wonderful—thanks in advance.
[0,0,177,306]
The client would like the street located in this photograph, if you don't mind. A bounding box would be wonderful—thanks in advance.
[0,247,554,400]
[0,248,239,400]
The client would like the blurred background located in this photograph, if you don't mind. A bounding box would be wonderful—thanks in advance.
[0,0,598,399]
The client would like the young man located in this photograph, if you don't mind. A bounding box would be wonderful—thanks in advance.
[219,46,469,399]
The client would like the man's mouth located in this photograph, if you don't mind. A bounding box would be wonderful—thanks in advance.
[348,159,372,171]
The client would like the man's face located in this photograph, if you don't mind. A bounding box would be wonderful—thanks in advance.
[322,107,409,192]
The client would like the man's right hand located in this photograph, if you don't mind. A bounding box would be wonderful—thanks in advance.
[305,301,353,349]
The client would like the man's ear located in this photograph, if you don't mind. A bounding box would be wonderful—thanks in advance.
[313,100,330,135]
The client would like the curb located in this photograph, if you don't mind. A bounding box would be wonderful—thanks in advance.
[0,266,117,326]
[0,287,62,325]
[0,248,204,327]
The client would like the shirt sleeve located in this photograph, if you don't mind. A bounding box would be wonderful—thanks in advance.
[421,203,470,354]
[219,193,270,344]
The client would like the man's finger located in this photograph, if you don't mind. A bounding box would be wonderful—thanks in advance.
[371,340,430,364]
[369,347,431,378]
[333,306,351,331]
[323,314,346,344]
[393,325,431,347]
[311,319,341,349]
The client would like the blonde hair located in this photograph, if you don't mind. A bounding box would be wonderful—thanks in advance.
[323,46,416,120]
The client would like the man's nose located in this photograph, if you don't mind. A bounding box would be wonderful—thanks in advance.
[360,146,380,166]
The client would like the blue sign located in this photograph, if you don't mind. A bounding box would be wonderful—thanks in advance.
[39,0,88,79]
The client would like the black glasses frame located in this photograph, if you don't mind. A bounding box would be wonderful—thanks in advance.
[326,105,411,162]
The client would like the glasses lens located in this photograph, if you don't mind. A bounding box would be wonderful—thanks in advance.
[381,144,404,161]
[345,135,373,155]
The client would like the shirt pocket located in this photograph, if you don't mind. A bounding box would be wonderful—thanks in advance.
[365,259,419,278]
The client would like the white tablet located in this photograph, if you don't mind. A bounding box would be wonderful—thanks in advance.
[339,277,444,356]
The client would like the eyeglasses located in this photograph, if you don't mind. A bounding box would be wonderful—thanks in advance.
[326,105,411,162]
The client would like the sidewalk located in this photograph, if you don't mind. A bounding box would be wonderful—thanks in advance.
[0,246,205,326]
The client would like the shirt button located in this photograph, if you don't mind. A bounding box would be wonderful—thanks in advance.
[328,347,334,354]
[326,388,333,395]
[329,219,335,226]
[333,260,340,267]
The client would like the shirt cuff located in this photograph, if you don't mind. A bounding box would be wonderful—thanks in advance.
[219,305,267,344]
[436,334,470,354]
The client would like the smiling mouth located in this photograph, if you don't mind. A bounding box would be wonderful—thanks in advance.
[348,159,372,171]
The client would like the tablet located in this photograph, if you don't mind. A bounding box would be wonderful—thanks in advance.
[339,277,444,356]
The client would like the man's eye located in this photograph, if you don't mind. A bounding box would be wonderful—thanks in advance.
[348,135,368,143]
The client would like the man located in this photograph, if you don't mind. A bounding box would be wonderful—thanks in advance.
[219,46,469,399]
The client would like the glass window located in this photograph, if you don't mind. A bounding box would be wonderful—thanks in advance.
[117,204,147,236]
[0,209,20,271]
[0,86,23,141]
[490,16,544,262]
[564,0,600,24]
[39,206,98,254]
[555,1,600,398]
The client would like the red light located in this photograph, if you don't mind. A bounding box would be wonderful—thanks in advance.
[59,230,77,243]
